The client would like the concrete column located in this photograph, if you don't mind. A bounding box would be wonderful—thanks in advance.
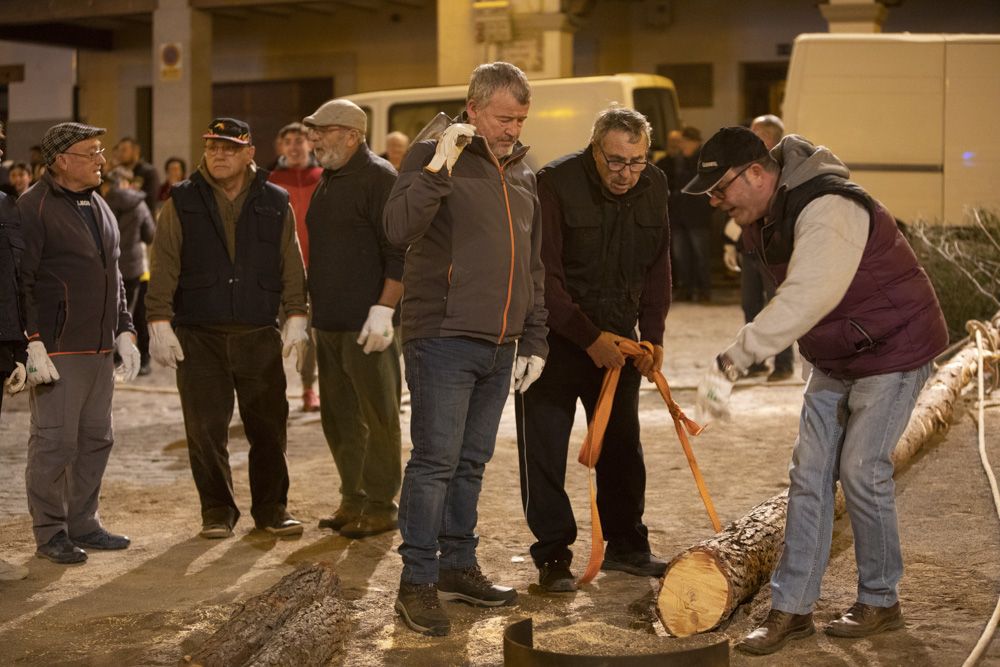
[820,0,888,33]
[152,0,211,170]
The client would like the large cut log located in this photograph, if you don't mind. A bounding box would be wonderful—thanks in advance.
[182,561,349,667]
[657,314,999,637]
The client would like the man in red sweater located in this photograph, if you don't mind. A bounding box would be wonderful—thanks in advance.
[269,122,323,411]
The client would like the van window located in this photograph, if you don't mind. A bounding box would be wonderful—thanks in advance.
[389,99,466,140]
[633,87,680,152]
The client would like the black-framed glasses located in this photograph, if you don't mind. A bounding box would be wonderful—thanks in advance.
[205,142,242,156]
[596,145,647,173]
[707,163,753,200]
[62,147,106,162]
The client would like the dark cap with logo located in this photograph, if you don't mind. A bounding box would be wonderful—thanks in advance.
[682,126,768,195]
[203,117,252,146]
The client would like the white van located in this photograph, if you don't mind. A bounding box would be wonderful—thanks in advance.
[782,33,1000,225]
[348,74,680,172]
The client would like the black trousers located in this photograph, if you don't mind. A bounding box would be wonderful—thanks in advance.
[123,277,150,365]
[515,333,651,568]
[175,325,291,529]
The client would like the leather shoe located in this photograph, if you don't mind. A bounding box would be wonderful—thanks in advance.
[826,601,903,638]
[339,509,398,539]
[72,528,130,550]
[736,609,815,655]
[601,551,666,577]
[318,506,360,531]
[538,561,577,593]
[36,531,87,565]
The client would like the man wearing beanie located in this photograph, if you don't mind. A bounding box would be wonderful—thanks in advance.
[145,117,309,540]
[17,122,141,565]
[301,99,404,540]
[686,126,947,654]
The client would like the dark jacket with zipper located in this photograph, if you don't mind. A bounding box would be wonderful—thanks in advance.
[536,145,671,350]
[0,191,27,372]
[169,169,289,327]
[105,186,155,281]
[17,172,132,355]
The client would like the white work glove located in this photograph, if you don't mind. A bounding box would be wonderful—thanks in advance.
[4,362,26,395]
[696,366,734,422]
[281,315,310,371]
[25,341,59,387]
[115,332,141,382]
[357,305,395,355]
[426,123,476,176]
[513,355,545,393]
[149,321,184,369]
[723,245,741,273]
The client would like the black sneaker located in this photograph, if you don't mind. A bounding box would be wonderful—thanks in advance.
[71,528,130,550]
[36,531,87,565]
[395,582,450,636]
[601,552,667,577]
[438,564,517,607]
[538,561,577,593]
[258,516,304,537]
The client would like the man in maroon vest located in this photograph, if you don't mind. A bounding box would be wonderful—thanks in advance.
[684,127,947,655]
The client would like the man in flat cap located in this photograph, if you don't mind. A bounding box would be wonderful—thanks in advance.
[302,99,405,540]
[685,126,947,654]
[146,117,309,539]
[17,121,141,565]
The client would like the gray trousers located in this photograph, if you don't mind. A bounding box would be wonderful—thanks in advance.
[314,328,402,512]
[26,353,115,546]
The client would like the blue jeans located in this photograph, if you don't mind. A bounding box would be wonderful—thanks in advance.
[398,337,515,584]
[771,361,933,614]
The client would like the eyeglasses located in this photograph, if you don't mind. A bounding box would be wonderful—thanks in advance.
[205,142,243,156]
[707,163,753,200]
[597,145,648,173]
[62,147,106,162]
[307,125,350,138]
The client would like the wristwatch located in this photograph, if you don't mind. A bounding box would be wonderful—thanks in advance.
[716,353,741,383]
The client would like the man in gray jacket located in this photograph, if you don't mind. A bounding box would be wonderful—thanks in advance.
[384,61,548,637]
[18,122,141,565]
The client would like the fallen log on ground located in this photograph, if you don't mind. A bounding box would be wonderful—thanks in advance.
[182,561,349,667]
[657,314,999,637]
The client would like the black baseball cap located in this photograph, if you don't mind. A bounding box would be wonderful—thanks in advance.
[682,126,768,195]
[203,117,252,145]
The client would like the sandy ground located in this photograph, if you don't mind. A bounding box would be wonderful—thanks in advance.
[1,299,998,666]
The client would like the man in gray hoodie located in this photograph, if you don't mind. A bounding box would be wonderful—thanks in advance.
[685,127,947,655]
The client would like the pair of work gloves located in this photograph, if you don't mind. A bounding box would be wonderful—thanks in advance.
[7,333,142,394]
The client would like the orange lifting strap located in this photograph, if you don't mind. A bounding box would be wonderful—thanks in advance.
[576,339,722,586]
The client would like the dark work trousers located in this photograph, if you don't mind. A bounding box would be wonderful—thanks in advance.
[740,253,793,372]
[671,222,712,299]
[123,277,150,366]
[515,333,651,568]
[175,325,291,530]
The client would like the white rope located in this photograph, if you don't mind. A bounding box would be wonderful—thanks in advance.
[962,329,1000,667]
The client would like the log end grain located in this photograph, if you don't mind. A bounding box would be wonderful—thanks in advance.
[657,549,732,637]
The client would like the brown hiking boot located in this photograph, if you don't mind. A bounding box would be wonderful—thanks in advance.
[395,582,450,636]
[736,609,815,655]
[826,601,903,638]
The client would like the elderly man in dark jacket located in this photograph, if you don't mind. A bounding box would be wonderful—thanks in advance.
[18,122,141,566]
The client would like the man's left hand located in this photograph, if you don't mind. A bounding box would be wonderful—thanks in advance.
[357,305,394,354]
[696,365,734,422]
[513,355,545,393]
[281,315,310,371]
[115,332,142,382]
[633,344,663,381]
[4,362,26,395]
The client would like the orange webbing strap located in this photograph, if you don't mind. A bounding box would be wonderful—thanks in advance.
[575,340,721,586]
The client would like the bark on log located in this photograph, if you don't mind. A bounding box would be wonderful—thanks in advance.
[182,561,349,667]
[657,314,999,637]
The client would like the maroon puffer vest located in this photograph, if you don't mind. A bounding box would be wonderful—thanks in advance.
[744,174,947,380]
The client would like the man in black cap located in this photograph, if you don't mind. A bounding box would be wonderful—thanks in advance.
[18,121,141,565]
[146,117,309,539]
[685,126,947,654]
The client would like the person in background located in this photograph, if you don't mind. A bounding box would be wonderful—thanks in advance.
[268,122,323,412]
[686,126,947,655]
[113,137,160,214]
[381,131,410,171]
[28,146,44,183]
[158,157,187,208]
[7,162,32,199]
[18,122,141,565]
[721,114,794,381]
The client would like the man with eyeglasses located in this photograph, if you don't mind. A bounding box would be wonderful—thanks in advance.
[515,106,671,593]
[146,117,309,540]
[17,122,141,565]
[299,99,404,541]
[685,126,947,654]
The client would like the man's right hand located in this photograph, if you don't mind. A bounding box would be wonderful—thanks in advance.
[149,321,185,369]
[585,331,626,369]
[426,123,475,175]
[25,341,60,387]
